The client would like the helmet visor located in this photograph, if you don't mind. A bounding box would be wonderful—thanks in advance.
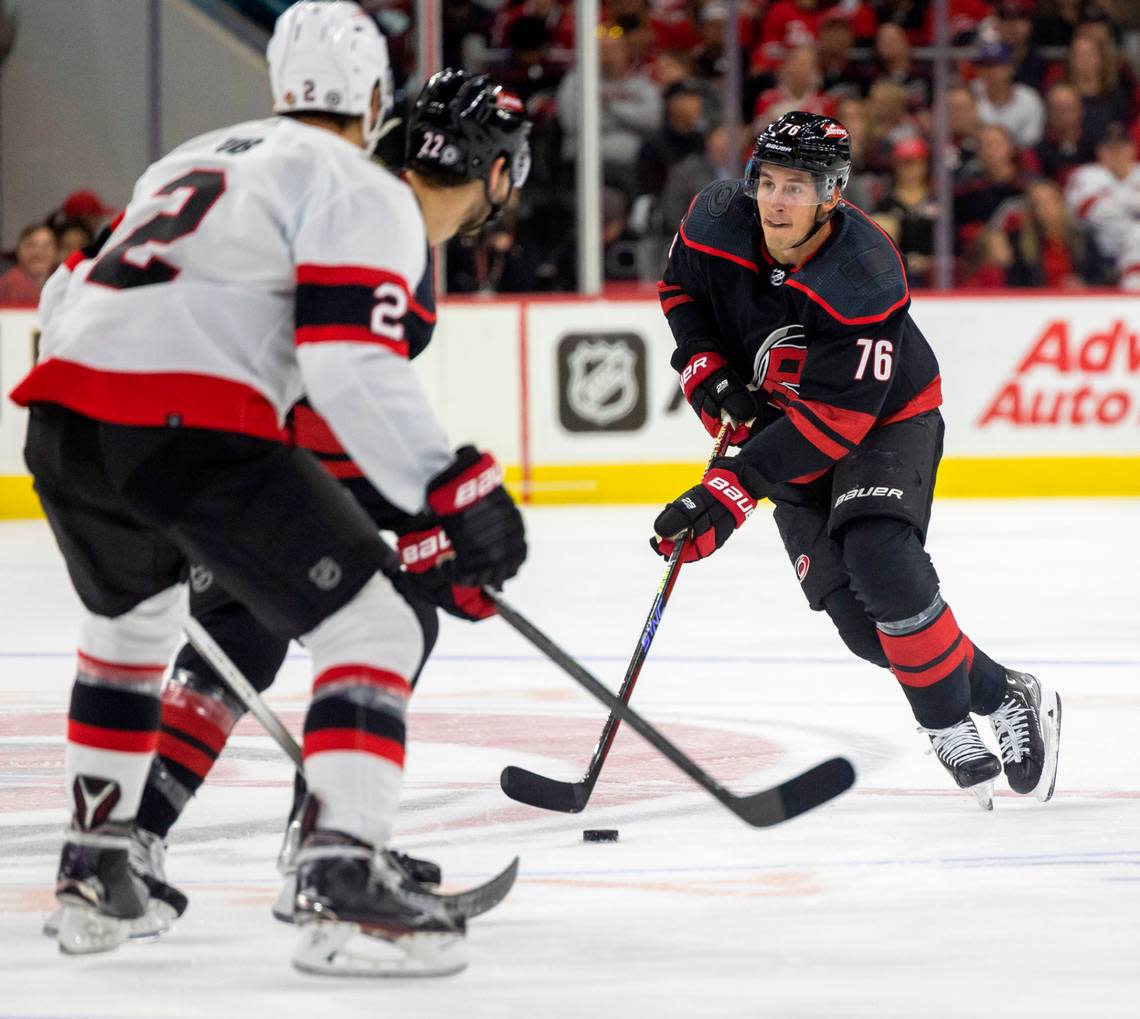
[747,162,836,207]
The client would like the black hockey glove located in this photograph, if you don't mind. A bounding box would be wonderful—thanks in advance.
[651,457,770,563]
[426,446,527,589]
[672,343,759,444]
[396,515,497,621]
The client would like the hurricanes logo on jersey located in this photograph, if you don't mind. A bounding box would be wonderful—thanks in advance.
[753,325,807,405]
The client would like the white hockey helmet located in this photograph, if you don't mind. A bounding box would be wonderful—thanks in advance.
[267,1,393,151]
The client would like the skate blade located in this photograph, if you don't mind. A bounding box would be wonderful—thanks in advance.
[292,921,467,978]
[43,899,178,941]
[970,779,995,811]
[56,901,131,956]
[1034,687,1062,803]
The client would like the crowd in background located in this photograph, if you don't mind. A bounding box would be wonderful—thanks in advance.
[424,0,1140,292]
[4,0,1138,302]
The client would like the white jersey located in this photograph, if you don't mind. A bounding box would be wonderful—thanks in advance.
[1065,162,1140,285]
[13,117,451,512]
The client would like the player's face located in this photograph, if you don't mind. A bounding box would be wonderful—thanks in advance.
[754,165,822,247]
[458,156,512,235]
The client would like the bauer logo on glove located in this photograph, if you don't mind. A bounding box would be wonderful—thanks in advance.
[651,458,770,562]
[672,344,759,444]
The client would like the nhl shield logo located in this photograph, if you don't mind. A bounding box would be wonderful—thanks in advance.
[770,267,786,286]
[558,333,647,432]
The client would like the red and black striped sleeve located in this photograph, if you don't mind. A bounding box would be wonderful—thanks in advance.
[294,264,413,357]
[658,222,723,356]
[738,311,907,484]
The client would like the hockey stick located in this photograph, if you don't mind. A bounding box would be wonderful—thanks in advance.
[184,616,303,768]
[500,424,731,813]
[182,617,520,918]
[486,589,855,827]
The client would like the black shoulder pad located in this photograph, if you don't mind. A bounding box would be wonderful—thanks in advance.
[678,179,759,272]
[790,205,909,326]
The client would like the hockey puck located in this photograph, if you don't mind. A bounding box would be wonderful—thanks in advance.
[583,829,619,842]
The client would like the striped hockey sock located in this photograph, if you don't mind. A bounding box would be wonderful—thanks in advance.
[66,651,165,825]
[877,594,975,730]
[302,664,410,846]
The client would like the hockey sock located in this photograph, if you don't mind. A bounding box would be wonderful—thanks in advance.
[66,651,165,825]
[66,590,183,826]
[877,592,974,730]
[300,574,422,846]
[967,644,1006,716]
[136,671,245,838]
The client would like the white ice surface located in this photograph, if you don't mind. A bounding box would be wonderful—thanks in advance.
[1,500,1138,1018]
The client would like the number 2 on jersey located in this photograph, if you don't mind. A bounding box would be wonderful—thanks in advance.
[88,170,226,290]
[854,338,893,381]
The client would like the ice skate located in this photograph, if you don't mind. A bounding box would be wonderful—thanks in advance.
[292,830,466,977]
[44,825,188,941]
[271,799,441,924]
[55,804,150,956]
[989,670,1061,801]
[922,717,1002,810]
[272,845,442,924]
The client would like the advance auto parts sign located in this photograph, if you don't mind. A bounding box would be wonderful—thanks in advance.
[978,317,1139,433]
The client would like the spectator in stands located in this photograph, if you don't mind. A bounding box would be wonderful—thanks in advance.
[602,186,640,280]
[1007,178,1088,287]
[1034,83,1097,185]
[55,189,114,236]
[637,78,707,197]
[834,96,883,209]
[557,26,662,193]
[875,136,937,286]
[1033,0,1085,47]
[959,226,1016,286]
[1057,28,1136,142]
[971,38,1046,147]
[491,14,563,103]
[817,10,865,101]
[1066,122,1140,289]
[872,23,931,113]
[54,219,95,262]
[954,123,1027,248]
[947,84,983,177]
[996,0,1048,91]
[753,45,834,128]
[752,0,821,74]
[661,123,734,232]
[0,224,57,306]
[863,79,918,175]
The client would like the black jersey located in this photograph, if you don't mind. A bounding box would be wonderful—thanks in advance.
[659,180,943,485]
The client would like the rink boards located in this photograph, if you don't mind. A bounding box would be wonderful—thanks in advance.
[1,292,1138,515]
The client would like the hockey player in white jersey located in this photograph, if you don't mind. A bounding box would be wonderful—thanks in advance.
[1065,122,1140,290]
[11,1,526,977]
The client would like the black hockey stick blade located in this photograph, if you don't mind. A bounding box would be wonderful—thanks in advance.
[500,766,589,813]
[488,589,856,828]
[440,855,520,921]
[728,757,856,828]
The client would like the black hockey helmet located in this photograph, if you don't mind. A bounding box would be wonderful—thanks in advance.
[406,68,532,192]
[745,111,852,205]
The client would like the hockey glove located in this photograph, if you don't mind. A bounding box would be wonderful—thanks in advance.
[672,344,759,444]
[651,458,770,563]
[397,517,497,621]
[426,446,527,589]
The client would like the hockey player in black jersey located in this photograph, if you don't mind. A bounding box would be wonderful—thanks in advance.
[652,111,1061,808]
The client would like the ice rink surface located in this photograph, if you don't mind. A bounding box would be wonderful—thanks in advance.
[1,499,1138,1019]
